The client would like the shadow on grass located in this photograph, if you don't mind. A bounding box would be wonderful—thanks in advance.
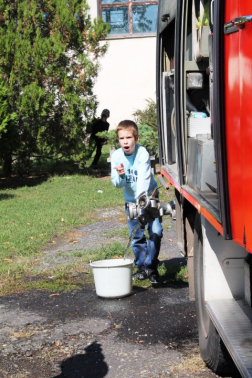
[0,193,15,201]
[141,256,188,289]
[0,157,111,190]
[131,257,188,291]
[0,174,49,190]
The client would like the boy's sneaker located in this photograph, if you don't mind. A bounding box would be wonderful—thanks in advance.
[148,270,161,284]
[132,268,148,281]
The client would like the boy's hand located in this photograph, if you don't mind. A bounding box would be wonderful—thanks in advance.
[114,163,125,177]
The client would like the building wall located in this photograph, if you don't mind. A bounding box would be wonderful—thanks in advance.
[88,1,157,129]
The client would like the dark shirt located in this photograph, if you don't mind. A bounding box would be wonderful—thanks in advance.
[91,119,109,142]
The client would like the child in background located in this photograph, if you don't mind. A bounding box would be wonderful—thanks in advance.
[111,120,163,283]
[91,109,110,169]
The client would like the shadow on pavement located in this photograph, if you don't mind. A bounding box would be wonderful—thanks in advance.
[53,342,108,378]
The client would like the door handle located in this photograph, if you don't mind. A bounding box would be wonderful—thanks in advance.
[224,15,252,34]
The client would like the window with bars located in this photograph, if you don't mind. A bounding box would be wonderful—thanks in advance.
[100,0,158,36]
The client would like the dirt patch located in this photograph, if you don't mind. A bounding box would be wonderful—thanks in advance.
[35,207,179,273]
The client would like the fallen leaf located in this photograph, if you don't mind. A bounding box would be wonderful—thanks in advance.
[32,258,41,262]
[30,236,34,239]
[39,234,44,237]
[61,218,64,222]
[2,242,9,245]
[4,258,13,262]
[55,340,60,346]
[9,221,12,224]
[27,223,31,225]
[49,293,59,297]
[114,323,122,329]
[71,240,78,244]
[168,238,173,242]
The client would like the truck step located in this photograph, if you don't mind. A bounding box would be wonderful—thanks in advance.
[206,299,252,378]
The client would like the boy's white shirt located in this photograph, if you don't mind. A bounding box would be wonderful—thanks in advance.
[111,144,157,203]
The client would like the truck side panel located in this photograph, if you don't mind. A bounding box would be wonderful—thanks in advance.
[225,1,252,251]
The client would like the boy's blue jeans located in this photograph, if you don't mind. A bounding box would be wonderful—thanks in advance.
[125,205,163,270]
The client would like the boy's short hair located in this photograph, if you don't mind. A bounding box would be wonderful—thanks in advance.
[116,120,138,139]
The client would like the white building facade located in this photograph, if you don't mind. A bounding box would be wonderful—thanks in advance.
[88,0,158,129]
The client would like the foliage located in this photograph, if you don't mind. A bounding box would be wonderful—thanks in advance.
[97,124,158,155]
[158,262,188,283]
[0,82,17,136]
[96,129,120,150]
[132,99,158,154]
[196,2,209,28]
[0,0,110,175]
[133,98,157,133]
[96,99,158,154]
[138,124,158,155]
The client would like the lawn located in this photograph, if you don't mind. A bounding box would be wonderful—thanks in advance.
[0,146,177,294]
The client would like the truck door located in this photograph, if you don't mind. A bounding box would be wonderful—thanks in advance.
[224,1,252,251]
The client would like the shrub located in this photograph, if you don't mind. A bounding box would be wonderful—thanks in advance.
[96,99,159,155]
[133,98,157,133]
[138,124,158,155]
[97,124,158,156]
[0,0,110,175]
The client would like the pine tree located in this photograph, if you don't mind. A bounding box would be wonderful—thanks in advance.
[0,0,109,175]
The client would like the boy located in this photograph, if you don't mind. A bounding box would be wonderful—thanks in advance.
[111,120,163,283]
[91,109,110,169]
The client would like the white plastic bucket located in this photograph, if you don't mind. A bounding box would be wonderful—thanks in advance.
[90,258,133,298]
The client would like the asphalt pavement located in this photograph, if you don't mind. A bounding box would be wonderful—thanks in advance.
[0,208,237,378]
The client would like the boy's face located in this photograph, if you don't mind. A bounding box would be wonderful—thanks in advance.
[118,129,139,155]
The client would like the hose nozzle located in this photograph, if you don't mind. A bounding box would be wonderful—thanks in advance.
[128,191,175,226]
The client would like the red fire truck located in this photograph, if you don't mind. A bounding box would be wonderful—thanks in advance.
[156,0,252,376]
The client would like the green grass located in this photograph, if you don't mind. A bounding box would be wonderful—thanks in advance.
[132,262,188,289]
[104,227,129,239]
[0,241,130,295]
[66,241,127,263]
[0,147,127,294]
[0,146,176,295]
[158,261,188,283]
[0,174,124,257]
[1,266,87,295]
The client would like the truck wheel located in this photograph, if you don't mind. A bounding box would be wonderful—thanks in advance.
[194,214,235,375]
